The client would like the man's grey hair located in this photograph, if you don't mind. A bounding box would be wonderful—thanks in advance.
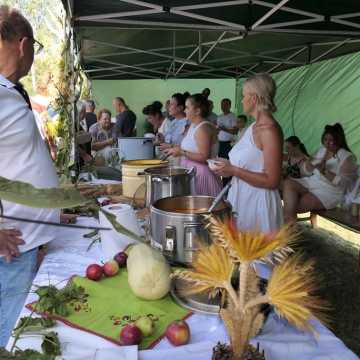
[0,5,33,42]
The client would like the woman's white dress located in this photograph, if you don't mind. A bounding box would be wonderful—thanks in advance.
[294,147,357,209]
[227,123,283,233]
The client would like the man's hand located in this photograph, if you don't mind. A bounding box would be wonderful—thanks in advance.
[159,143,172,151]
[107,138,115,146]
[0,229,24,263]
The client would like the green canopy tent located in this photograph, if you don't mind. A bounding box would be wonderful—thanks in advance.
[62,0,360,155]
[63,0,360,79]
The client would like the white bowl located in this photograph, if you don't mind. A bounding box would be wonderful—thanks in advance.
[207,159,222,170]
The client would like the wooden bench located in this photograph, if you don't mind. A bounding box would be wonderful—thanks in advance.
[309,208,360,234]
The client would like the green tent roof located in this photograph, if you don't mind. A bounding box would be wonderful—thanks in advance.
[63,1,360,79]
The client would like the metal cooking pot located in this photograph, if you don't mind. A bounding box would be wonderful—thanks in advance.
[144,166,196,207]
[150,196,231,265]
[117,137,154,160]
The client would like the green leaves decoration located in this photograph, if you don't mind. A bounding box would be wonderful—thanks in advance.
[0,176,88,209]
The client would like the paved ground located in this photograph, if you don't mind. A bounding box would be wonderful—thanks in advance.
[297,218,360,357]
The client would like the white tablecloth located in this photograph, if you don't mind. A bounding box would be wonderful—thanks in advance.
[7,217,359,360]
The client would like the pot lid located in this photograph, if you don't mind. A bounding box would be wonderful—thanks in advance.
[144,166,190,176]
[122,159,168,166]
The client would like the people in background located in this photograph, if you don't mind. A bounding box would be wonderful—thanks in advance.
[160,92,189,148]
[234,114,248,143]
[143,104,155,135]
[143,101,170,139]
[163,99,174,121]
[283,135,309,179]
[216,98,238,159]
[84,100,97,130]
[283,123,357,224]
[212,73,283,233]
[164,94,221,196]
[76,101,93,165]
[207,100,217,125]
[113,97,136,137]
[202,87,211,99]
[89,109,117,151]
[0,5,60,346]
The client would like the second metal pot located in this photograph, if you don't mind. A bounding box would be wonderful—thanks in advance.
[144,166,196,207]
[150,195,231,265]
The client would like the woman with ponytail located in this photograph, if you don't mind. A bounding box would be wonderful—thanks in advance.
[283,123,357,223]
[164,93,221,196]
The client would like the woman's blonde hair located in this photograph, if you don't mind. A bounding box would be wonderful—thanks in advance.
[244,73,277,113]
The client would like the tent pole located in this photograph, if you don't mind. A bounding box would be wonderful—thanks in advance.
[311,39,351,63]
[251,0,290,30]
[200,32,227,63]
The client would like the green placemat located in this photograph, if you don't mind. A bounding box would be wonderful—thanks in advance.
[28,270,191,349]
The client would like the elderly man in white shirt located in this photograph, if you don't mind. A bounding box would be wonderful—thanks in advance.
[0,5,59,347]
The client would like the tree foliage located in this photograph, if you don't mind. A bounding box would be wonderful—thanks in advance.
[3,0,65,96]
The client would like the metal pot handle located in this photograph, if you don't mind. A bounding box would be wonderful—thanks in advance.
[186,166,197,177]
[152,176,163,182]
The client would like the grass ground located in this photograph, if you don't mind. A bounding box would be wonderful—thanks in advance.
[297,216,360,356]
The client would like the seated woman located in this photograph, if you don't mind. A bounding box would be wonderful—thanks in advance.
[89,109,117,162]
[283,123,357,224]
[164,94,222,197]
[283,135,309,179]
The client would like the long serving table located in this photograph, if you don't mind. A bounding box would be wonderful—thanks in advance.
[6,215,360,360]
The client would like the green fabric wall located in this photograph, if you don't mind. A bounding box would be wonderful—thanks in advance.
[236,51,360,158]
[91,79,236,136]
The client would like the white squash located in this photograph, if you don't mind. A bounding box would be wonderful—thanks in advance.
[127,244,171,300]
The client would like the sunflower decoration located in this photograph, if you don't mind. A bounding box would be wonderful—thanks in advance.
[173,216,329,360]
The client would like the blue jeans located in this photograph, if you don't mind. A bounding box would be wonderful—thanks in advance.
[0,247,38,347]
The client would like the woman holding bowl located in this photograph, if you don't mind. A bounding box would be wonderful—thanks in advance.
[212,73,283,233]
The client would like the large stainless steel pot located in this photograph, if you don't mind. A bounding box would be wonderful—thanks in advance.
[117,137,154,160]
[150,196,231,265]
[144,166,196,207]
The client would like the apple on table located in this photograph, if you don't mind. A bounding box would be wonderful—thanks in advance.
[103,260,119,277]
[86,264,103,281]
[165,320,190,346]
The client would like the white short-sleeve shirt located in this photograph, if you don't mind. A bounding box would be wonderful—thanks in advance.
[217,112,237,142]
[0,74,60,253]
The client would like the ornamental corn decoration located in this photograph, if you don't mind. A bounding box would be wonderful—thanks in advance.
[173,244,235,302]
[173,216,328,360]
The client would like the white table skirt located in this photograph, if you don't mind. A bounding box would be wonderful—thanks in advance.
[6,217,359,360]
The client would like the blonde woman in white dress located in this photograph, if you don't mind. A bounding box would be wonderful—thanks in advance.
[212,73,283,233]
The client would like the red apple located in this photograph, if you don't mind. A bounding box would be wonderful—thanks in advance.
[120,323,142,345]
[103,260,119,277]
[113,251,128,267]
[86,264,103,281]
[165,320,190,346]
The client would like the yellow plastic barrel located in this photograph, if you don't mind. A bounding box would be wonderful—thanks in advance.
[121,159,168,198]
